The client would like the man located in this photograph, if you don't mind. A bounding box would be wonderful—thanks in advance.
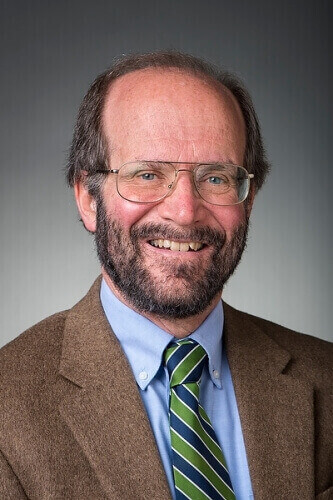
[0,51,331,500]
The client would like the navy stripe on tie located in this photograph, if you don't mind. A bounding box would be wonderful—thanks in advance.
[173,451,224,500]
[168,342,203,366]
[167,343,194,371]
[170,412,233,490]
[182,359,206,384]
[174,487,191,500]
[165,340,235,500]
[176,385,218,443]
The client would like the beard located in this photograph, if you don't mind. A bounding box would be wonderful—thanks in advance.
[95,199,249,319]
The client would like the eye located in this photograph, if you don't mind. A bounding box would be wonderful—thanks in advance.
[139,172,156,181]
[207,176,227,185]
[201,173,229,186]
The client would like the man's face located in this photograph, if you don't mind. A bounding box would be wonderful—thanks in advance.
[93,69,250,318]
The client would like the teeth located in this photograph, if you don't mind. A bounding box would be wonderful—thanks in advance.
[170,241,180,251]
[150,239,203,252]
[189,242,200,251]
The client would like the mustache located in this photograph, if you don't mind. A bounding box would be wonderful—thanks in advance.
[130,223,226,249]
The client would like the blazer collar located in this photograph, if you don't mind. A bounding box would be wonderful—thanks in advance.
[58,277,171,499]
[57,278,315,499]
[223,302,315,499]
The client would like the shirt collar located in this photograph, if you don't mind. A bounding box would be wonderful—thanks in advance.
[100,279,224,390]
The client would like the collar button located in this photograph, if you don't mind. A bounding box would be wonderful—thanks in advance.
[139,370,148,381]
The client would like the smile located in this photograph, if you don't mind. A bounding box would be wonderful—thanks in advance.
[149,239,204,252]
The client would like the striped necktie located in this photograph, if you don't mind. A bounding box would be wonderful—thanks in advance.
[164,339,236,500]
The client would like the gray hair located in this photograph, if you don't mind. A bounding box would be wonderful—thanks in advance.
[66,50,269,197]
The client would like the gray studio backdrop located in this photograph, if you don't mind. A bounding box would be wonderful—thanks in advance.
[1,0,332,346]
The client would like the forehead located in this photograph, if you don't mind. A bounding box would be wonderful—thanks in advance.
[101,68,246,163]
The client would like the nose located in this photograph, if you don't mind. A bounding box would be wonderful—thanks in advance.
[157,170,203,226]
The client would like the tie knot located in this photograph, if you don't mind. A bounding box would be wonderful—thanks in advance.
[164,339,207,387]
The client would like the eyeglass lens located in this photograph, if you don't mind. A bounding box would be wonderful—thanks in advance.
[117,161,250,205]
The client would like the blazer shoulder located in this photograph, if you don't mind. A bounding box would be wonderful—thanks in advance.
[223,302,333,387]
[0,310,68,392]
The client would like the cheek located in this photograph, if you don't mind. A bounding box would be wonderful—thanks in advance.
[212,205,247,235]
[103,191,154,229]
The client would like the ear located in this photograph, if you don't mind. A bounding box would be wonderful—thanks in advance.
[74,176,97,233]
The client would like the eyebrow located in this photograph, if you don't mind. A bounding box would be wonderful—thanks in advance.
[138,159,239,165]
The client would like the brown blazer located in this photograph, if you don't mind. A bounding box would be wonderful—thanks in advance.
[0,278,332,499]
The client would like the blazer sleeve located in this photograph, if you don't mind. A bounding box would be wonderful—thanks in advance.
[0,449,28,499]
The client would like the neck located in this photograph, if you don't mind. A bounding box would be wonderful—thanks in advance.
[102,271,222,338]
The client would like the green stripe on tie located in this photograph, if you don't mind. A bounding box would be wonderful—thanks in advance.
[165,339,236,500]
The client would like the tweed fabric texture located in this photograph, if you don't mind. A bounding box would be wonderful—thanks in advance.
[0,277,332,499]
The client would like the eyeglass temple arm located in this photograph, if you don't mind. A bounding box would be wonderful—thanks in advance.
[95,169,119,174]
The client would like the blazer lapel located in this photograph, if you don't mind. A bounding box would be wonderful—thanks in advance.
[58,279,170,499]
[56,279,316,498]
[223,303,315,499]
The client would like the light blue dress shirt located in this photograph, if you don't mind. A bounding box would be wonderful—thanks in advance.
[100,279,254,499]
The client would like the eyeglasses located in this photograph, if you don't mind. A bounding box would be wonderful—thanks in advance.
[95,161,254,206]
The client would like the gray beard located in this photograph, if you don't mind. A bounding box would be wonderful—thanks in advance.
[95,199,249,319]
